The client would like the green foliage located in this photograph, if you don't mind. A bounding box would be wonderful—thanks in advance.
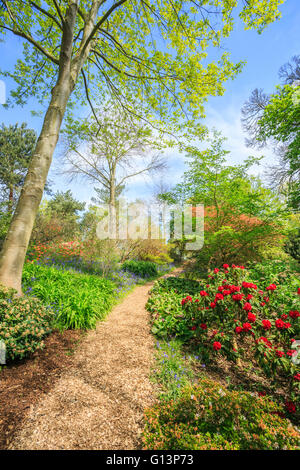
[122,260,158,278]
[31,191,85,245]
[152,339,194,400]
[143,378,300,450]
[161,131,288,267]
[0,122,36,206]
[0,1,284,138]
[22,262,116,330]
[285,228,300,262]
[0,284,53,361]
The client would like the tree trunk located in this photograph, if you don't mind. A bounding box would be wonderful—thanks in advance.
[109,179,117,239]
[0,2,79,294]
[0,79,72,294]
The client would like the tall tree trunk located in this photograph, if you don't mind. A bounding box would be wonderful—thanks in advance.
[0,2,79,294]
[0,79,72,294]
[109,178,117,239]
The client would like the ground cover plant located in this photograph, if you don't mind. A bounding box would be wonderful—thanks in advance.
[145,262,300,449]
[143,374,300,450]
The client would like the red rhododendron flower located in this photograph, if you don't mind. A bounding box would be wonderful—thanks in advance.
[223,264,229,269]
[232,293,244,301]
[283,322,291,329]
[242,282,257,289]
[195,299,199,303]
[281,314,288,319]
[257,337,272,348]
[294,373,300,381]
[260,302,266,307]
[289,310,300,319]
[200,290,209,297]
[262,319,272,330]
[275,318,285,329]
[210,302,216,309]
[215,293,224,301]
[246,294,253,300]
[298,287,300,295]
[248,312,256,323]
[223,290,231,296]
[258,391,266,397]
[275,350,285,358]
[243,322,252,332]
[213,341,222,351]
[235,326,243,334]
[286,350,296,357]
[213,268,219,273]
[200,323,207,330]
[218,286,224,291]
[243,302,252,312]
[285,401,296,413]
[229,285,241,293]
[190,326,197,331]
[263,296,270,303]
[266,284,277,291]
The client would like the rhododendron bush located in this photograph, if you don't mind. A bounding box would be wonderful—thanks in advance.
[147,264,300,413]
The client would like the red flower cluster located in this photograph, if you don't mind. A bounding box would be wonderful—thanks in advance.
[242,322,252,332]
[285,401,296,414]
[289,310,300,319]
[213,341,222,351]
[243,302,252,312]
[200,290,209,297]
[181,296,192,305]
[247,312,256,323]
[275,318,291,329]
[232,293,244,301]
[266,284,277,291]
[262,319,272,330]
[242,281,257,289]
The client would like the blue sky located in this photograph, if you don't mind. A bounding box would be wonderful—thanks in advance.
[0,0,299,206]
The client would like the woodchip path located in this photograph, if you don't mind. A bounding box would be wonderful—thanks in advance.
[9,270,180,450]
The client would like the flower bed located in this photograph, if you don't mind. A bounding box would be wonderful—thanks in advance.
[145,262,300,445]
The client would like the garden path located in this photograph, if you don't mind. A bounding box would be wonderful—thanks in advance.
[9,268,182,450]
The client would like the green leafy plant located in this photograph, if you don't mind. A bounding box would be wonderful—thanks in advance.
[22,262,116,330]
[0,284,53,361]
[143,378,300,450]
[122,260,158,278]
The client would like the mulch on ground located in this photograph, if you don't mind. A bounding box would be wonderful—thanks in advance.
[0,329,84,449]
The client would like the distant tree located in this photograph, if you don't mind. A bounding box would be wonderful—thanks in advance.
[0,123,36,211]
[241,55,300,211]
[30,190,85,245]
[278,55,300,85]
[159,131,287,268]
[63,106,166,212]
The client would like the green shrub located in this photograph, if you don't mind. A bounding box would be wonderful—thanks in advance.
[22,262,116,329]
[0,284,53,361]
[122,260,158,278]
[143,378,300,450]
